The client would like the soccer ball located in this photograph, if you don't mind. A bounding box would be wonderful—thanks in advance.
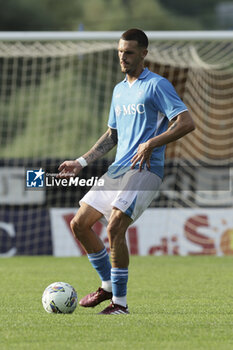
[42,282,78,314]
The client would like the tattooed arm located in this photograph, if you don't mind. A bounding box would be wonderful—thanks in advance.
[83,127,117,164]
[58,127,117,177]
[131,111,195,171]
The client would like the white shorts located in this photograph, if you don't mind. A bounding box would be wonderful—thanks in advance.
[79,169,162,223]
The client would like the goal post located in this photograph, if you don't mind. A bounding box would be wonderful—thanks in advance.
[0,31,232,255]
[1,30,233,40]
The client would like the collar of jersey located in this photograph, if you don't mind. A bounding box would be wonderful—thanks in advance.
[123,67,150,82]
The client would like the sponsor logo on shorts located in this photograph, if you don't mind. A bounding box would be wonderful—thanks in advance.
[118,198,128,205]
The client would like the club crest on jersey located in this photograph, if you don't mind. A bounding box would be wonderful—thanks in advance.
[115,103,145,117]
[137,90,144,97]
[115,105,122,117]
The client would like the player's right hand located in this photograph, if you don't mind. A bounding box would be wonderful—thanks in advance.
[57,160,82,178]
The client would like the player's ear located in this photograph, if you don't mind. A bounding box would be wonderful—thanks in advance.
[142,49,148,59]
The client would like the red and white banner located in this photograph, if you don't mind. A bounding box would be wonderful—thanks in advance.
[50,208,233,256]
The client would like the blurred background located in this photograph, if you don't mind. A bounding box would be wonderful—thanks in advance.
[0,0,233,31]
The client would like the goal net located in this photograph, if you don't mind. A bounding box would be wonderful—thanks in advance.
[0,32,232,255]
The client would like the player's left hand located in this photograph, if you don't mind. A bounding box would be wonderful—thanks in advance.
[57,160,82,178]
[130,141,153,171]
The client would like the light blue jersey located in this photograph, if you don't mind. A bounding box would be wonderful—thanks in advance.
[107,68,188,179]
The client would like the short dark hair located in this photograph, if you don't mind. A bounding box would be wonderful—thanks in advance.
[121,28,148,48]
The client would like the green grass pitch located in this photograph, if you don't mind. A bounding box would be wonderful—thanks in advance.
[1,256,233,350]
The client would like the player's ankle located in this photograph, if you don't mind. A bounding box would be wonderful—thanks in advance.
[101,280,112,293]
[112,295,127,308]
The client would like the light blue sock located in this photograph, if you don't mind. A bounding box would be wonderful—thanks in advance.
[111,268,128,298]
[87,248,111,282]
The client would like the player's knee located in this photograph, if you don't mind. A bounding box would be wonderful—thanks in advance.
[70,215,88,238]
[107,216,125,243]
[107,220,118,241]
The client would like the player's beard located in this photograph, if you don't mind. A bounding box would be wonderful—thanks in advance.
[120,57,133,72]
[121,67,129,73]
[120,62,135,75]
[120,58,141,75]
[120,63,129,73]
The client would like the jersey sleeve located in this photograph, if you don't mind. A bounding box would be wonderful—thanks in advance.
[107,93,117,129]
[155,78,188,121]
[107,101,117,129]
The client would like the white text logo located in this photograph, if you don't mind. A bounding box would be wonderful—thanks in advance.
[122,103,145,115]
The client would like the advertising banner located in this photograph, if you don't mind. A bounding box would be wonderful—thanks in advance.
[50,208,233,256]
[0,208,52,256]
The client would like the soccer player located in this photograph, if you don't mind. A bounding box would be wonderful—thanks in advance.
[58,28,195,315]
